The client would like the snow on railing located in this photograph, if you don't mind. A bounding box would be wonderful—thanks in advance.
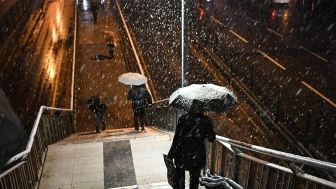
[4,106,72,167]
[0,106,74,189]
[216,135,336,172]
[205,135,336,188]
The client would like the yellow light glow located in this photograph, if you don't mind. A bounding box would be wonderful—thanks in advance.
[43,49,56,81]
[48,65,55,80]
[56,9,61,27]
[283,10,289,19]
[52,28,58,43]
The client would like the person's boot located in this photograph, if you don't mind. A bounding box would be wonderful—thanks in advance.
[135,126,139,133]
[141,127,145,132]
[109,50,114,58]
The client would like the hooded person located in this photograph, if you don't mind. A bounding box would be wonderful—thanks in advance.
[90,1,99,24]
[167,110,216,189]
[127,84,152,132]
[102,30,115,58]
[87,96,106,133]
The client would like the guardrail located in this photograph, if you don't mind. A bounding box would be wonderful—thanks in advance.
[206,135,336,188]
[0,106,73,188]
[149,101,336,188]
[148,98,184,131]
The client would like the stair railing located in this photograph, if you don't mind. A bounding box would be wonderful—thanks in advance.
[148,98,184,132]
[0,106,74,189]
[205,135,336,188]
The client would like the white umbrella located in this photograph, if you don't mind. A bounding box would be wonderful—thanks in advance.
[118,72,147,86]
[169,84,238,113]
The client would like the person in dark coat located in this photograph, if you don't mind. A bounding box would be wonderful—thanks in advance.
[91,1,99,24]
[87,97,106,133]
[102,30,115,58]
[167,111,216,189]
[127,84,152,132]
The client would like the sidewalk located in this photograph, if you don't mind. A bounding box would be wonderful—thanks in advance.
[75,0,134,133]
[39,127,174,189]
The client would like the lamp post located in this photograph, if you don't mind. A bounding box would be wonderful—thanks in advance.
[181,0,189,87]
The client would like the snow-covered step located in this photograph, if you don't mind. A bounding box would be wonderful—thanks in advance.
[138,181,206,189]
[108,185,138,189]
[138,182,172,189]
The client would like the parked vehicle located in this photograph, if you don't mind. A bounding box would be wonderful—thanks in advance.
[273,0,289,3]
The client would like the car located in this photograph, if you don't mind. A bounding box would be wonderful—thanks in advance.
[271,0,291,19]
[273,0,289,3]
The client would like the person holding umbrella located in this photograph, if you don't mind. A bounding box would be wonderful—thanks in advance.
[167,109,216,189]
[127,84,152,132]
[118,72,152,132]
[166,84,238,189]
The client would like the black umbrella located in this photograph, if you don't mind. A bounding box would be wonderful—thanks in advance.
[87,92,112,105]
[169,84,238,113]
[0,87,28,172]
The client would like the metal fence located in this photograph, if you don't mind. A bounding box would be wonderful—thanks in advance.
[0,106,73,189]
[147,99,184,132]
[149,103,336,188]
[206,136,336,189]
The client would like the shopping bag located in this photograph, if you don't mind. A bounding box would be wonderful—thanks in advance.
[163,154,177,188]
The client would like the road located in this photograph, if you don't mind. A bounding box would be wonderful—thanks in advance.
[118,0,336,162]
[0,0,74,131]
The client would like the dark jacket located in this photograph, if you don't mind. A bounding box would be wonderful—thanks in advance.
[0,87,28,172]
[88,99,106,116]
[127,85,152,111]
[168,113,216,170]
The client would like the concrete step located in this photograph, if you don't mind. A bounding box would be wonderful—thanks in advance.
[137,181,206,189]
[108,181,207,189]
[108,185,138,189]
[138,182,172,189]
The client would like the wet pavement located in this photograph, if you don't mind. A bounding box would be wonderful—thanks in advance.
[67,0,292,155]
[39,127,176,189]
[74,0,134,133]
[0,0,74,131]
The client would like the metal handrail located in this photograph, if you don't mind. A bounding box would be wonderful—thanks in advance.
[150,100,336,173]
[208,136,336,188]
[152,98,169,105]
[5,106,72,167]
[0,108,74,189]
[0,162,26,178]
[1,0,77,179]
[216,135,336,172]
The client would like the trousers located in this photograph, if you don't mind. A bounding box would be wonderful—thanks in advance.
[94,113,106,132]
[175,168,201,189]
[133,108,145,130]
[106,43,114,57]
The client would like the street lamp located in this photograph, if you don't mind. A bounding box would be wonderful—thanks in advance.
[181,0,189,87]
